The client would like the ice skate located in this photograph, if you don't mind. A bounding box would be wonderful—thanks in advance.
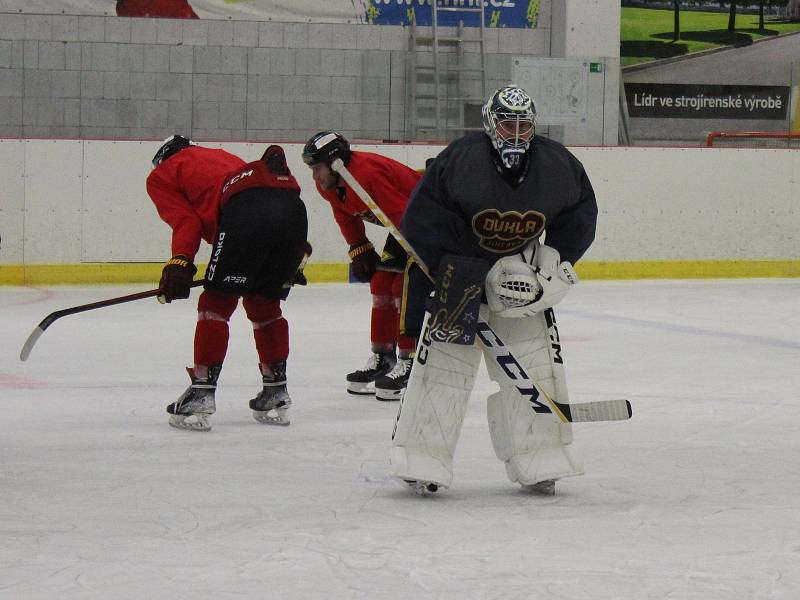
[375,356,413,401]
[404,479,441,496]
[250,361,291,426]
[522,479,556,495]
[167,365,220,432]
[346,351,396,395]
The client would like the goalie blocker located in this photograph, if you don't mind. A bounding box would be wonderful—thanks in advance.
[426,254,489,345]
[391,253,584,492]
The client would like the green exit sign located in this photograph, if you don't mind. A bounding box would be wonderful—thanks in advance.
[590,62,603,73]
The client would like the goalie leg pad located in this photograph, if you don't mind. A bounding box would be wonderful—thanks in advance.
[482,307,584,486]
[390,312,483,488]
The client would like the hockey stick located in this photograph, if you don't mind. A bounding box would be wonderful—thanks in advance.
[331,158,631,423]
[19,280,204,362]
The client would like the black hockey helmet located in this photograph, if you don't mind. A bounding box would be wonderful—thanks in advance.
[302,131,351,167]
[152,135,194,168]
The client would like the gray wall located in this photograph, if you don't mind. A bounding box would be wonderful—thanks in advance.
[0,10,567,143]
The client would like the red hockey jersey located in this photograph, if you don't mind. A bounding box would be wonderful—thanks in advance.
[220,159,301,204]
[315,151,421,246]
[146,145,245,259]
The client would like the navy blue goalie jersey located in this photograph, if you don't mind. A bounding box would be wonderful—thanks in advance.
[399,133,597,337]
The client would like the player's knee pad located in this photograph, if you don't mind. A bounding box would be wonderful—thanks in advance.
[371,276,398,347]
[242,296,288,363]
[371,294,394,310]
[482,307,583,485]
[390,314,482,488]
[390,271,404,302]
[197,290,238,321]
[369,269,394,296]
[194,291,236,366]
[242,296,281,323]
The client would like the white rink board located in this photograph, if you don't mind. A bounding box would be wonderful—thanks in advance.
[0,140,798,265]
[571,146,799,261]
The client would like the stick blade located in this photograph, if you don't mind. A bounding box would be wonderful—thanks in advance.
[20,326,45,362]
[564,399,632,423]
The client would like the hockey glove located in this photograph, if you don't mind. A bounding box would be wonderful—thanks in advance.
[158,255,197,303]
[486,242,577,318]
[348,240,379,282]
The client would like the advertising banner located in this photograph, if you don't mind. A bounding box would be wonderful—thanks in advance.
[0,0,539,27]
[366,0,539,28]
[626,83,791,120]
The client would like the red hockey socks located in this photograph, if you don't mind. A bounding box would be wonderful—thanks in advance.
[193,290,238,369]
[243,296,288,364]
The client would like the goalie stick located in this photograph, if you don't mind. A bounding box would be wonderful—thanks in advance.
[19,280,204,362]
[331,158,631,424]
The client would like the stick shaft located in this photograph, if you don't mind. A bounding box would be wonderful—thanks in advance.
[19,280,204,361]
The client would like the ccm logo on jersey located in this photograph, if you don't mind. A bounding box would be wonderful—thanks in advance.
[222,169,254,194]
[472,209,545,253]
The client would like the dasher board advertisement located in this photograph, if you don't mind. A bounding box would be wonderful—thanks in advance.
[0,0,540,27]
[626,83,791,120]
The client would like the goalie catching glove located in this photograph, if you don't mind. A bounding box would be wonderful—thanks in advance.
[158,255,197,303]
[486,242,578,318]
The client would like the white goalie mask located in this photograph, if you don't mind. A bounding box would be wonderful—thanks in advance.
[481,84,536,171]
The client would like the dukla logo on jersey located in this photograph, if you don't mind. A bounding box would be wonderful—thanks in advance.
[472,209,546,253]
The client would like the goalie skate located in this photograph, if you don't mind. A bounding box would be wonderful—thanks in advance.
[404,479,441,496]
[521,479,556,495]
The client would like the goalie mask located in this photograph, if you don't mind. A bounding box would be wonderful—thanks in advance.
[481,85,536,172]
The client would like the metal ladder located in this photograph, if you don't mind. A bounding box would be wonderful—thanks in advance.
[408,0,488,140]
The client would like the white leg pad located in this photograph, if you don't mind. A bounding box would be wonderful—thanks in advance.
[390,314,483,488]
[482,307,584,485]
[389,446,455,489]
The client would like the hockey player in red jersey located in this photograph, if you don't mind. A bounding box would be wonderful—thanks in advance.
[302,132,421,401]
[147,136,310,431]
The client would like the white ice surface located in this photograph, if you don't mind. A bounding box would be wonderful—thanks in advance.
[1,280,799,600]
